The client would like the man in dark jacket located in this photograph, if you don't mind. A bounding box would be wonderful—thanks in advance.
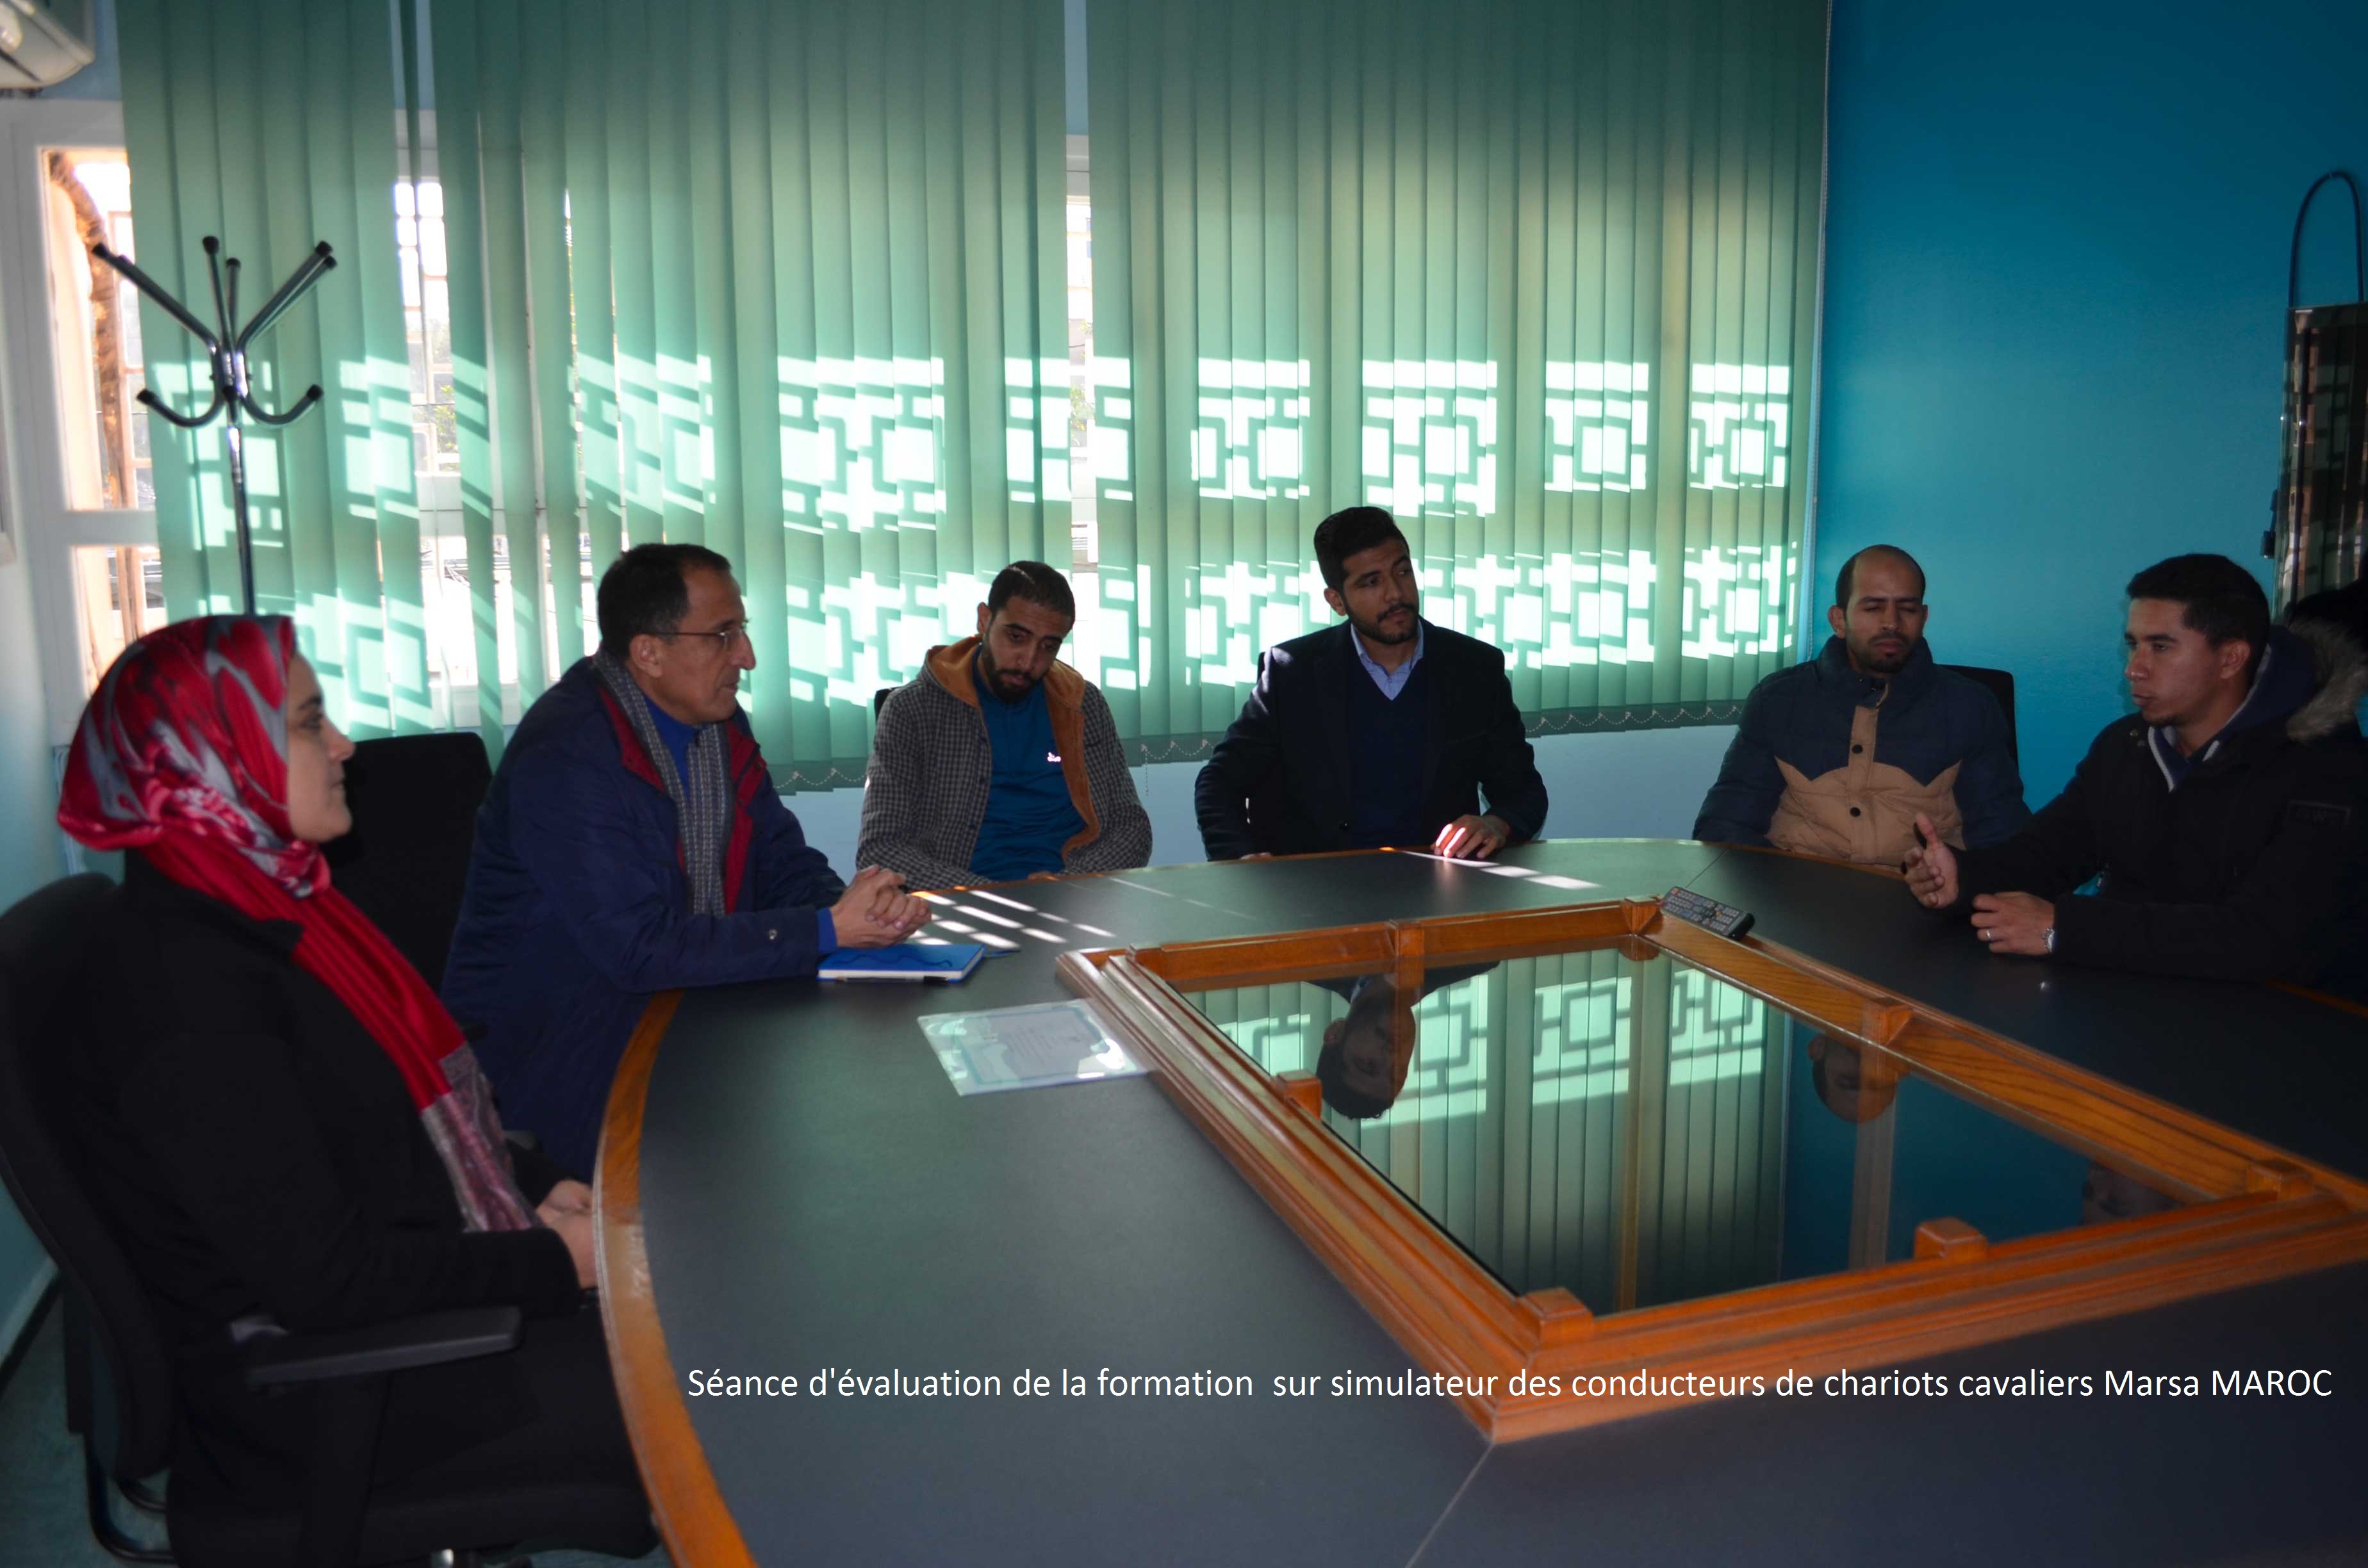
[443,544,929,1173]
[1694,545,2028,863]
[1905,553,2368,996]
[1195,506,1549,861]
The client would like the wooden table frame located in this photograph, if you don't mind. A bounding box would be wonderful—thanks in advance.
[1059,898,2368,1442]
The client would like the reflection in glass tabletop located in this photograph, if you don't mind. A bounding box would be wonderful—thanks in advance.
[1181,947,2189,1316]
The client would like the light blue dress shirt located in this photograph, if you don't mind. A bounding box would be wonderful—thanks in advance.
[1352,619,1426,701]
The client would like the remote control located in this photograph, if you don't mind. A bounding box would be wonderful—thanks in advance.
[1661,886,1755,940]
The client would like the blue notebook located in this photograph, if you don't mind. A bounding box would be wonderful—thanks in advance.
[818,943,987,983]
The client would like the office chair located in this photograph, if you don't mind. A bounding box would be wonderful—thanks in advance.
[0,874,654,1567]
[322,733,493,992]
[1943,664,2019,765]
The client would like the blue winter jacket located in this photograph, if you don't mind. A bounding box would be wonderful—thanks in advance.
[441,659,846,1174]
[1693,638,2028,864]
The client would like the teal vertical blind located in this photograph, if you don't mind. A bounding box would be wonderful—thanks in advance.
[122,0,1820,774]
[428,0,1068,774]
[1085,0,1825,749]
[118,0,434,735]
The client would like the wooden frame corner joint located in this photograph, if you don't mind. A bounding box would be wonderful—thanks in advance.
[1522,1287,1597,1346]
[1277,1070,1324,1118]
[1912,1217,1989,1263]
[2245,1160,2314,1200]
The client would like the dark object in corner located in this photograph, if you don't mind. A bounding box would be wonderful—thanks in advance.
[2269,171,2367,610]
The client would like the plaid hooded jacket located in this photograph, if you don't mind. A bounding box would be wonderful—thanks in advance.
[857,637,1153,889]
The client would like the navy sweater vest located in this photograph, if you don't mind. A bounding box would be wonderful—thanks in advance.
[1347,653,1430,848]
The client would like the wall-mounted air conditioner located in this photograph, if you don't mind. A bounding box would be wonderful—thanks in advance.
[0,0,96,91]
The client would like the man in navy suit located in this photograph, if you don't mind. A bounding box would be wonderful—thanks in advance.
[1195,506,1549,861]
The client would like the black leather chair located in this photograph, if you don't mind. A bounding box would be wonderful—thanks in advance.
[322,733,493,992]
[1943,664,2018,765]
[0,875,654,1567]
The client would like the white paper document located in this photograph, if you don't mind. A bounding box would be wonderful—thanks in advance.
[917,999,1145,1097]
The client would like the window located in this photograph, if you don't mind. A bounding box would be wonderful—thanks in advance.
[396,175,498,726]
[42,148,149,511]
[70,544,163,694]
[1066,135,1097,570]
[395,179,458,476]
[23,138,487,723]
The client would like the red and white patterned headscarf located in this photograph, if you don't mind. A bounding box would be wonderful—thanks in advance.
[58,617,538,1233]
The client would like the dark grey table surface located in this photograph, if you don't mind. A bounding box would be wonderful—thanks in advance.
[630,842,2368,1567]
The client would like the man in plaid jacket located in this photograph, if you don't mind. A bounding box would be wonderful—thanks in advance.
[858,562,1153,890]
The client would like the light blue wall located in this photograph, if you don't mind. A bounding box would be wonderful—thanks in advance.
[38,0,120,101]
[785,723,1743,877]
[0,546,65,1356]
[0,0,103,1353]
[1816,0,2368,801]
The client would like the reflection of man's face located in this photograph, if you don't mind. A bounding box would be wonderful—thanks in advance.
[1319,977,1417,1118]
[1807,1034,1898,1123]
[1336,1013,1396,1102]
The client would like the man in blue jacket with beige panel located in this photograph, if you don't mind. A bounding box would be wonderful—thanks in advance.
[1693,545,2028,864]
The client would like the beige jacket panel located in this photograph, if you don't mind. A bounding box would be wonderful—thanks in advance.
[1768,704,1964,863]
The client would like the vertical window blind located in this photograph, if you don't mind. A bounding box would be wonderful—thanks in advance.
[119,0,1825,776]
[429,0,1068,775]
[119,0,434,737]
[1085,0,1826,753]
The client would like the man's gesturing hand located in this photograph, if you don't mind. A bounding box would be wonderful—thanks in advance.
[831,866,932,947]
[1902,813,1960,910]
[1433,814,1510,861]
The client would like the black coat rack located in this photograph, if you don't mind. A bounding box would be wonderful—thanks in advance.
[90,235,336,614]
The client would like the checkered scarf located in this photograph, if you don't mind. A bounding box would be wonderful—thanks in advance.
[593,650,732,917]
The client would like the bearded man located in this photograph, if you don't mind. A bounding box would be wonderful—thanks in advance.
[1693,544,2028,865]
[1196,505,1548,862]
[857,560,1151,889]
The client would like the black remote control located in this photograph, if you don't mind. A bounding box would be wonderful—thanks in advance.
[1661,886,1755,940]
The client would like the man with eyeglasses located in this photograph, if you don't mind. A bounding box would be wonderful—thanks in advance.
[445,543,929,1174]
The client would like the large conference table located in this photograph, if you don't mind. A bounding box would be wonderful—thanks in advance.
[595,842,2368,1567]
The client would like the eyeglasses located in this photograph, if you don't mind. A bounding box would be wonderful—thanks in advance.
[651,623,751,652]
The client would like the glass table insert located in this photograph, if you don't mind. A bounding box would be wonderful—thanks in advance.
[1181,951,2191,1318]
[1061,898,2368,1439]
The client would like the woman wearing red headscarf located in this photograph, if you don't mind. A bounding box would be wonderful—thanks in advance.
[56,616,648,1531]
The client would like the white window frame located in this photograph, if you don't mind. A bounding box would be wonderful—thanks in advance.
[0,97,151,748]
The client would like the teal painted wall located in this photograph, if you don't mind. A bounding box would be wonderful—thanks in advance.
[1816,0,2368,801]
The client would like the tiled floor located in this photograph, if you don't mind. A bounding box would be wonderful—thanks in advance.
[0,1293,668,1568]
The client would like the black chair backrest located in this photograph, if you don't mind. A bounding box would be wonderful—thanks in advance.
[873,685,894,718]
[1943,664,2018,765]
[0,874,178,1483]
[323,733,493,992]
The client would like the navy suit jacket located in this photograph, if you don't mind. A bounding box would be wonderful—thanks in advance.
[1194,619,1549,860]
